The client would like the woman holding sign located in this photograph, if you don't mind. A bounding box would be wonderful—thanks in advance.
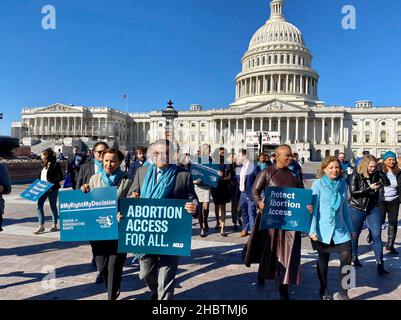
[81,148,133,300]
[250,145,312,300]
[309,156,355,300]
[34,148,64,234]
[127,139,198,300]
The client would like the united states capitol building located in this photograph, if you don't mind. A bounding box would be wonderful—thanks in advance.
[11,0,401,161]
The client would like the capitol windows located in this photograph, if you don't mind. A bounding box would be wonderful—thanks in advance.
[398,133,401,143]
[268,56,272,64]
[287,55,290,64]
[257,57,260,66]
[262,56,266,65]
[293,56,296,64]
[353,134,358,143]
[191,123,196,127]
[274,55,278,64]
[201,123,206,128]
[365,134,371,143]
[398,121,401,127]
[280,55,284,64]
[158,123,163,127]
[365,121,371,126]
[380,131,387,143]
[381,121,386,126]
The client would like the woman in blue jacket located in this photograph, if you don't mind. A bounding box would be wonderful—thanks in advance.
[309,156,355,300]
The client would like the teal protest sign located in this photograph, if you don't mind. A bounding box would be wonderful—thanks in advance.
[190,163,221,188]
[260,187,313,233]
[118,198,192,256]
[59,187,118,242]
[20,179,54,202]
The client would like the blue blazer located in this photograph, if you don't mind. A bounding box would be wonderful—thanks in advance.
[310,178,353,245]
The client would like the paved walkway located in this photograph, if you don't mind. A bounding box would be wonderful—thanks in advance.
[1,170,401,300]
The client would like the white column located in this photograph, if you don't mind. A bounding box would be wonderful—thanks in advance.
[235,119,239,142]
[286,117,290,143]
[136,121,140,142]
[340,117,344,144]
[264,76,268,94]
[331,118,335,144]
[270,75,273,92]
[260,118,263,132]
[313,118,317,144]
[243,118,246,139]
[293,74,296,93]
[307,77,310,95]
[269,118,272,131]
[252,118,255,132]
[295,117,299,142]
[228,119,231,143]
[321,118,326,144]
[143,121,147,142]
[278,118,281,139]
[220,119,223,143]
[304,117,308,142]
[278,74,281,93]
[74,117,77,136]
[300,75,304,94]
[286,74,289,93]
[80,118,83,135]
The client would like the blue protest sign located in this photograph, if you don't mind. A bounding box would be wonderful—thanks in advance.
[20,179,54,202]
[59,187,119,242]
[260,187,313,233]
[190,163,221,188]
[118,198,192,256]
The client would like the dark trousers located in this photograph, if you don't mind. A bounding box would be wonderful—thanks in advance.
[91,240,127,300]
[379,199,400,247]
[316,245,352,297]
[350,206,383,263]
[0,213,3,230]
[231,193,241,225]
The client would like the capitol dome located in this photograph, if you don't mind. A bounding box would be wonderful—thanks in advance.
[232,0,320,107]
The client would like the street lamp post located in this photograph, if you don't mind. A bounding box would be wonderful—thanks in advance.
[162,100,178,142]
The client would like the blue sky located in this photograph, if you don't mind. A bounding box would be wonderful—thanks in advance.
[1,0,401,135]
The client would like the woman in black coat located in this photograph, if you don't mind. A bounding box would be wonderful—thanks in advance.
[34,148,64,234]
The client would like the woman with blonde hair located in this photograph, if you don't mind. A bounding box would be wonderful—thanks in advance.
[310,156,354,300]
[349,155,390,274]
[379,151,401,254]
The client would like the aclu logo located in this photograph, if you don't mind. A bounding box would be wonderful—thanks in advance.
[172,243,184,248]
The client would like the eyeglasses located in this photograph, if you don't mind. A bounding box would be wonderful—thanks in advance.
[95,150,105,154]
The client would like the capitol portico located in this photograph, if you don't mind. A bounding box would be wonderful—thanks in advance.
[11,0,401,161]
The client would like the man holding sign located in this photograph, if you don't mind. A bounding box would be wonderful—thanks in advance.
[246,145,313,300]
[125,139,198,301]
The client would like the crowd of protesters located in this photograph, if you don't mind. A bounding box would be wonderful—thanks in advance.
[1,139,400,301]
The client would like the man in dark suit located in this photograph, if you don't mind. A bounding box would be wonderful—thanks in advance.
[127,139,198,300]
[128,146,147,178]
[75,141,109,284]
[237,149,261,237]
[67,146,83,188]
